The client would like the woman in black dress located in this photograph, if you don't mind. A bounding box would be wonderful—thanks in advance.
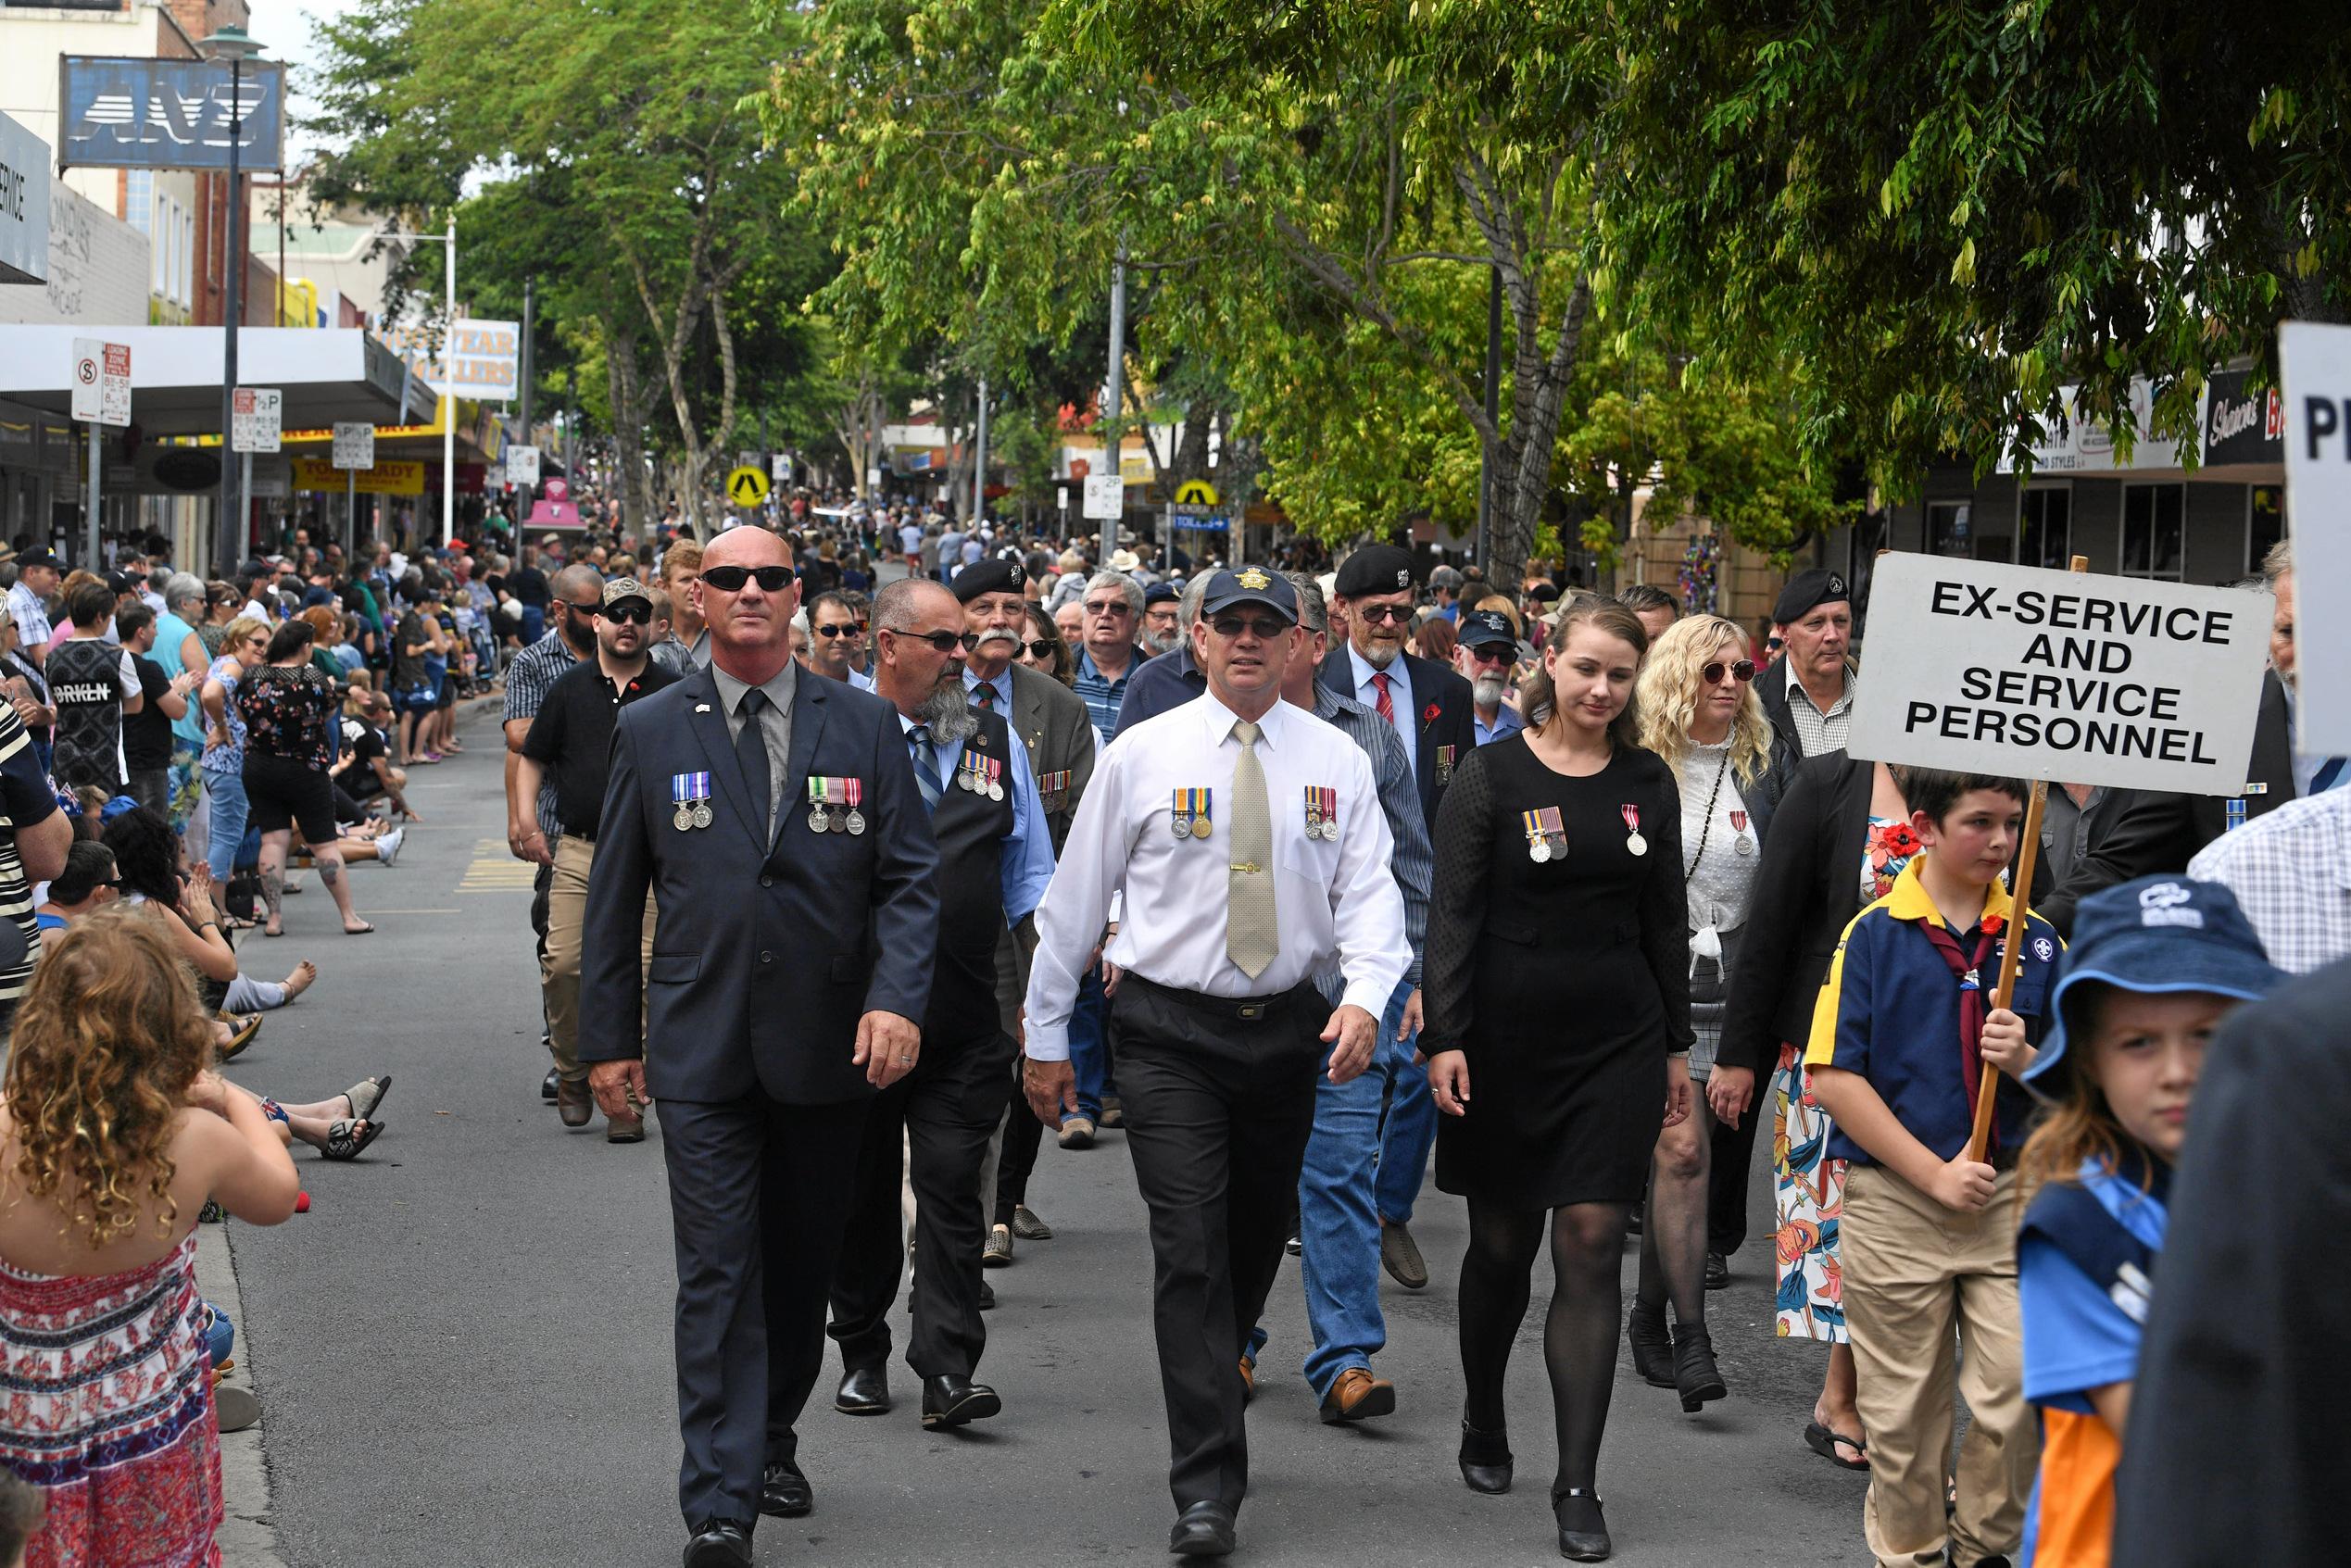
[1423,596,1692,1562]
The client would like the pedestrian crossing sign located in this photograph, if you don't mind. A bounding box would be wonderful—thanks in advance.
[726,466,771,506]
[1174,479,1218,507]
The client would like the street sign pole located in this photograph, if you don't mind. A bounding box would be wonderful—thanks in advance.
[346,470,357,555]
[85,420,99,568]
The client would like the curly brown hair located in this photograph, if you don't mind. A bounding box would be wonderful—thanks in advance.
[5,907,214,1248]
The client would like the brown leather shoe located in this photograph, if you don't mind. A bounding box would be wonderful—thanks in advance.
[556,1075,594,1128]
[1318,1368,1396,1425]
[606,1111,646,1144]
[1238,1354,1255,1406]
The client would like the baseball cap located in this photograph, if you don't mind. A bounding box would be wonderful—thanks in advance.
[2024,875,2285,1092]
[18,548,60,571]
[1459,609,1519,651]
[106,571,139,596]
[1200,566,1299,625]
[601,576,653,610]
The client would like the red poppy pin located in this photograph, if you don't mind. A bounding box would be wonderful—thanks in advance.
[1422,701,1440,723]
[1883,823,1920,855]
[1980,914,2006,936]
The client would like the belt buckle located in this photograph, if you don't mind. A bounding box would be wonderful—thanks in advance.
[1238,1002,1265,1021]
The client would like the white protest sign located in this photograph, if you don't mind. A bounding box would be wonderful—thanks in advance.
[1845,552,2271,797]
[331,422,375,470]
[1082,472,1125,521]
[231,387,283,454]
[2281,320,2351,754]
[70,338,131,426]
[505,445,541,487]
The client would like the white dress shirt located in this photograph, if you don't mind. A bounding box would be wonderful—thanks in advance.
[1346,643,1415,782]
[1024,692,1409,1060]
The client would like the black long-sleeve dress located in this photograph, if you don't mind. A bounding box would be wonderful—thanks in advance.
[1421,734,1691,1208]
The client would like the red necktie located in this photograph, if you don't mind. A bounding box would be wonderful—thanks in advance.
[1372,671,1395,723]
[1919,920,2001,1144]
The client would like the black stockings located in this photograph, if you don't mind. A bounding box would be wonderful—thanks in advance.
[1635,1100,1713,1329]
[1459,1198,1630,1494]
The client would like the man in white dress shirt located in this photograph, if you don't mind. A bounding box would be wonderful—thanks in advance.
[1024,566,1409,1560]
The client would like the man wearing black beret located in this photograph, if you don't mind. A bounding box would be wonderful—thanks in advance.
[1315,542,1474,1293]
[1758,567,1856,763]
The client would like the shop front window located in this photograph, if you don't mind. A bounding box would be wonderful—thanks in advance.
[2120,483,2184,580]
[2018,486,2072,569]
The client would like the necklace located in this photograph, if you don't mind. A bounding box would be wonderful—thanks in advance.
[1684,746,1732,887]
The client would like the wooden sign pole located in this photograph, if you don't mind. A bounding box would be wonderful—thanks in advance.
[1962,554,2087,1163]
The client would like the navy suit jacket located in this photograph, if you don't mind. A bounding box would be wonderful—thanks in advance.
[577,662,939,1106]
[1316,645,1476,835]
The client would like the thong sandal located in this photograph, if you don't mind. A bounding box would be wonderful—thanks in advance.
[1804,1422,1869,1471]
[321,1118,383,1161]
[343,1076,392,1123]
[343,922,375,936]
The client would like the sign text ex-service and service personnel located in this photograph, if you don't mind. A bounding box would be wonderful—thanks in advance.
[1845,553,2270,797]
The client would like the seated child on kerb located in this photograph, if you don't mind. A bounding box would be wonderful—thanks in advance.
[2011,876,2284,1568]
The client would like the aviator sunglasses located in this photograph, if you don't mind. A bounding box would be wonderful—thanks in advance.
[1703,659,1757,684]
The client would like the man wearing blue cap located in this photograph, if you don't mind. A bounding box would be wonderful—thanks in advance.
[1024,565,1408,1558]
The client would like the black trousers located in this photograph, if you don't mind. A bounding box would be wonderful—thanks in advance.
[1113,977,1324,1513]
[828,1029,1016,1379]
[992,1080,1046,1224]
[656,1094,870,1530]
[1708,1081,1766,1257]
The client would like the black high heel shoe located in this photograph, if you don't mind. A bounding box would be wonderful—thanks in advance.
[1673,1323,1728,1411]
[1553,1487,1611,1561]
[1458,1418,1513,1494]
[1627,1300,1674,1387]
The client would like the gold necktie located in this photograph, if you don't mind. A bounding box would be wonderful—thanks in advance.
[1226,719,1278,979]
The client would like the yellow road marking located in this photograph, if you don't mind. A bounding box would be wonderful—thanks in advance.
[459,838,540,893]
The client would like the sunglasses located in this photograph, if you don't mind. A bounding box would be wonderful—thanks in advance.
[1352,603,1414,626]
[1020,640,1058,659]
[603,604,653,626]
[813,623,862,639]
[700,565,797,593]
[1465,645,1515,665]
[890,628,981,653]
[1083,601,1132,617]
[1211,614,1290,641]
[1703,659,1757,684]
[561,600,602,617]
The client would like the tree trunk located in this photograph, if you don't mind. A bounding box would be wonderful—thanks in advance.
[605,318,656,536]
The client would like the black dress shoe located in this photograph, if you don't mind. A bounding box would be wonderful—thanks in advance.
[540,1067,559,1102]
[682,1517,752,1568]
[760,1460,811,1518]
[920,1373,1001,1429]
[1704,1250,1730,1291]
[978,1278,996,1310]
[836,1362,891,1415]
[1168,1500,1237,1558]
[1553,1488,1612,1561]
[1458,1418,1513,1494]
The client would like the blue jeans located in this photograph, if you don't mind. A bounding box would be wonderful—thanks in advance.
[1067,966,1114,1121]
[205,771,249,881]
[1250,976,1416,1398]
[521,605,546,646]
[1377,991,1438,1226]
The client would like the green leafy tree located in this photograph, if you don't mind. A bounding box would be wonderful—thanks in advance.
[1597,0,2351,481]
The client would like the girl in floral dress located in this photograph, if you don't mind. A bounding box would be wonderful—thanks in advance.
[0,911,299,1566]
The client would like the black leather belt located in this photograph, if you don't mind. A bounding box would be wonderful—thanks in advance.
[560,827,596,843]
[1125,972,1311,1022]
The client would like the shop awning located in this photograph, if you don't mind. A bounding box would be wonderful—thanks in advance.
[0,324,436,436]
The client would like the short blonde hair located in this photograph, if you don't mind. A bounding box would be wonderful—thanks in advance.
[220,615,270,656]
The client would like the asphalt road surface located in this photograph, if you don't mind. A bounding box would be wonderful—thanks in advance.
[224,704,1871,1566]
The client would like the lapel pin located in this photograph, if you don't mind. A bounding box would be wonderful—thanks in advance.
[694,703,712,713]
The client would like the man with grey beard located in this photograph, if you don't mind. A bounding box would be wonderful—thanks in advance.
[1454,609,1527,746]
[1140,581,1184,658]
[827,577,1055,1429]
[953,555,1096,1265]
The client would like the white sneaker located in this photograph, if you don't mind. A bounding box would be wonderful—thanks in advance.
[377,827,403,867]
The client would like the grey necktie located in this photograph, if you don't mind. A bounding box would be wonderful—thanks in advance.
[1226,719,1278,979]
[735,687,771,833]
[907,723,943,812]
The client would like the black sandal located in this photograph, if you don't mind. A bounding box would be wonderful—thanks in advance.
[1804,1421,1869,1470]
[321,1118,383,1160]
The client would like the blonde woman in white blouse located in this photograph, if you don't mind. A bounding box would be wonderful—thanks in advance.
[1624,613,1783,1410]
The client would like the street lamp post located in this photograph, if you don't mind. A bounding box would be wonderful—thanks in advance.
[200,24,265,573]
[376,220,460,548]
